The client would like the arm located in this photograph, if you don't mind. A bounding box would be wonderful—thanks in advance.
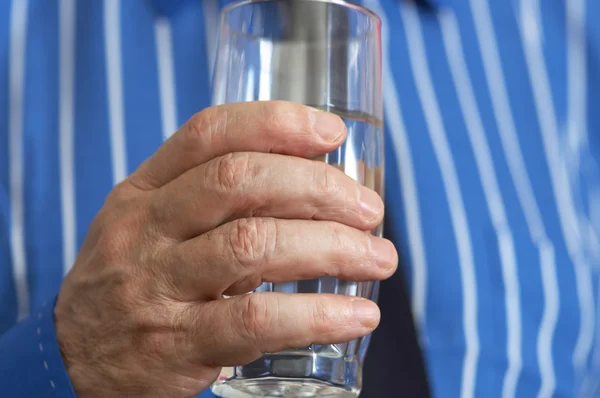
[0,298,76,398]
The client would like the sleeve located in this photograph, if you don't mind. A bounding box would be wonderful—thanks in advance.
[0,298,77,398]
[0,299,221,398]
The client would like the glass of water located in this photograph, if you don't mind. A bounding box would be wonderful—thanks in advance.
[211,0,383,396]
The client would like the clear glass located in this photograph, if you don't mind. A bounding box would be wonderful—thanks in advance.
[210,0,383,396]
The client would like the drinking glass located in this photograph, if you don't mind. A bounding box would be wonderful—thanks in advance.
[210,0,383,396]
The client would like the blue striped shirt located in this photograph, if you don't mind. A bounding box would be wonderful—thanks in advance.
[1,0,599,397]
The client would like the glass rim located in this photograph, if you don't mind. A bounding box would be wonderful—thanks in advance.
[221,0,381,24]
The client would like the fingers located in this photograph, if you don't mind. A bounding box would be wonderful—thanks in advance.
[187,293,380,366]
[152,152,384,240]
[163,218,397,300]
[128,101,347,190]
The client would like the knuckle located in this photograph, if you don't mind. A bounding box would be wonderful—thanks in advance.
[104,181,136,211]
[326,223,349,276]
[312,162,344,200]
[238,294,274,341]
[187,106,229,147]
[328,223,347,251]
[229,218,274,270]
[358,231,375,261]
[94,226,132,266]
[211,152,254,193]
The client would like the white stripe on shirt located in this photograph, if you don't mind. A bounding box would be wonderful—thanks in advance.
[469,0,560,395]
[9,0,30,320]
[537,242,559,398]
[155,17,178,140]
[518,0,595,376]
[364,0,429,335]
[400,4,479,397]
[439,11,522,398]
[566,0,587,165]
[104,0,128,184]
[588,285,600,396]
[59,0,77,275]
[578,282,600,397]
[565,0,596,377]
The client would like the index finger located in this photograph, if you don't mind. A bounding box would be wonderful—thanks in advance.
[129,101,347,190]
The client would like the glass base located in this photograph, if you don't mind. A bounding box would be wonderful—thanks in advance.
[211,377,359,398]
[211,277,377,398]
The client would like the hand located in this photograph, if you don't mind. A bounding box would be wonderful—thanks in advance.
[54,101,398,397]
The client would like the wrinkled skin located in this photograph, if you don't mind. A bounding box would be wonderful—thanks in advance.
[55,101,398,397]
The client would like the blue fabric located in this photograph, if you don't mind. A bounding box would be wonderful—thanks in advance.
[1,0,600,397]
[0,297,217,398]
[0,299,76,398]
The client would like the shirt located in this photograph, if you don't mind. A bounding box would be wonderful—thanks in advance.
[0,0,599,397]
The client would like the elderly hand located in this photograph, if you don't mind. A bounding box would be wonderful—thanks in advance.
[54,101,398,397]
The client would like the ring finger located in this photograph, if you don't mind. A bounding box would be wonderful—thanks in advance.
[158,218,397,301]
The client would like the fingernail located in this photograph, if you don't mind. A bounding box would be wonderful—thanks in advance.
[351,299,380,328]
[370,236,397,271]
[359,186,384,222]
[310,109,346,143]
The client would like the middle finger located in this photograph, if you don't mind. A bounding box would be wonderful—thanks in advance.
[152,152,384,240]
